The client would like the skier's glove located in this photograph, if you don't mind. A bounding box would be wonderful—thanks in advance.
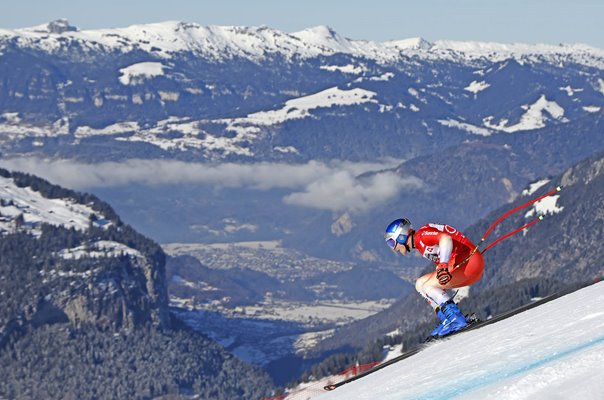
[436,263,452,285]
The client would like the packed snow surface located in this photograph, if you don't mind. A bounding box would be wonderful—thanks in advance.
[319,282,604,400]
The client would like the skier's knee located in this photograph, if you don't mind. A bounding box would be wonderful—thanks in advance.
[415,277,427,294]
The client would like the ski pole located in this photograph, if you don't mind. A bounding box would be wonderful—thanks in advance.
[481,215,543,253]
[455,185,562,268]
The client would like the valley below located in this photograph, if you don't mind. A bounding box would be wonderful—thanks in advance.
[163,241,404,384]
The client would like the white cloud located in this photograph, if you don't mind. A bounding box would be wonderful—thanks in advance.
[0,157,419,213]
[0,157,329,189]
[283,170,423,212]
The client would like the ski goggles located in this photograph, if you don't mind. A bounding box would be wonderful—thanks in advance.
[385,234,408,250]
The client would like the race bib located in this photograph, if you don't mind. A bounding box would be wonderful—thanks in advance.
[423,245,440,262]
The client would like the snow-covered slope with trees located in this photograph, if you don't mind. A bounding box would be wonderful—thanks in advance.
[0,168,273,399]
[0,19,602,163]
[320,282,604,400]
[0,174,111,234]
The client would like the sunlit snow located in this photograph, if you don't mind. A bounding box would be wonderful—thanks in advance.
[438,119,493,136]
[583,105,601,113]
[3,22,604,67]
[464,80,491,94]
[483,95,565,132]
[274,146,300,155]
[320,64,366,74]
[559,85,584,96]
[118,62,166,85]
[0,175,109,234]
[368,72,395,81]
[58,240,142,260]
[74,121,140,140]
[521,179,550,196]
[243,87,377,125]
[220,87,378,141]
[0,113,69,143]
[524,195,564,218]
[319,282,604,400]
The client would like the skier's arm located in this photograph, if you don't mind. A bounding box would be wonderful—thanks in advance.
[438,234,453,264]
[435,234,453,285]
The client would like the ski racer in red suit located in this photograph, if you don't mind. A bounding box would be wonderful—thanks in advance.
[384,218,484,337]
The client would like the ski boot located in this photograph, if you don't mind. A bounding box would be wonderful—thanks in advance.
[430,300,468,338]
[430,307,446,337]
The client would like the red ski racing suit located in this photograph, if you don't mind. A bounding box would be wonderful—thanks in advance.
[414,223,484,308]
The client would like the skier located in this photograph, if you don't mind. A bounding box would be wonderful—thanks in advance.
[384,218,484,337]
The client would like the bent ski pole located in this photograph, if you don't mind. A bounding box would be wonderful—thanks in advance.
[455,185,562,268]
[481,215,543,253]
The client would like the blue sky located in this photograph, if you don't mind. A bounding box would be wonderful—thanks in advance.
[2,0,603,48]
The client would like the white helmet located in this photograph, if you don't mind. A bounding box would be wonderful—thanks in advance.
[384,218,412,251]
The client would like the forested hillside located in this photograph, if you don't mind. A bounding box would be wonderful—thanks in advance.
[0,168,273,399]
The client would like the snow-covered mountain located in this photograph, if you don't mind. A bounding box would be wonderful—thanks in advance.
[2,19,603,265]
[319,281,604,400]
[0,167,170,330]
[0,20,602,162]
[4,20,603,65]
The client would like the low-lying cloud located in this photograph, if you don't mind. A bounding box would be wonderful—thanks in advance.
[284,170,423,212]
[0,157,422,213]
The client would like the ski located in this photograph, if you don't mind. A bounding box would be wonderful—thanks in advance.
[424,313,481,343]
[324,292,564,391]
[323,345,425,391]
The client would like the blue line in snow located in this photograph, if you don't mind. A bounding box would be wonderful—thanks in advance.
[414,334,604,400]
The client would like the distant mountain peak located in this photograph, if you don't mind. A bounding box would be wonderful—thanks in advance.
[24,18,78,34]
[295,25,340,38]
[47,19,78,34]
[385,36,433,50]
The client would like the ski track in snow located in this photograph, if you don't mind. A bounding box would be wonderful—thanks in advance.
[319,282,604,400]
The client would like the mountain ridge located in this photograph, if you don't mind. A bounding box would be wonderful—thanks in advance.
[1,19,602,164]
[3,20,603,66]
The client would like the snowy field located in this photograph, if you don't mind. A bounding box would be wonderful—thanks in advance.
[320,282,604,400]
[0,175,110,235]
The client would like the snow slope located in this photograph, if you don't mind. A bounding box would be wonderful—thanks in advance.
[0,175,107,233]
[319,282,604,400]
